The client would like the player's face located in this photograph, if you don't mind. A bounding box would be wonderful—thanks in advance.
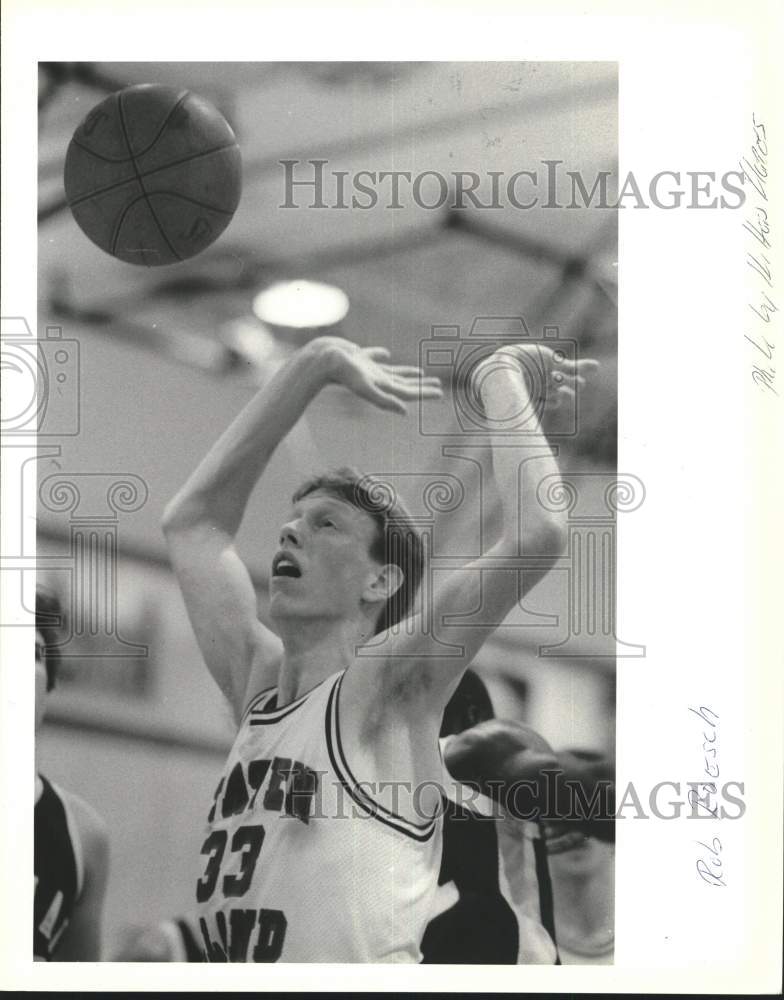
[34,629,48,732]
[269,492,384,625]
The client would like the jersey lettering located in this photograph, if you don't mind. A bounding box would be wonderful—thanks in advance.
[253,908,287,962]
[199,907,287,963]
[207,756,319,825]
[286,761,320,824]
[247,759,271,808]
[196,830,228,903]
[262,757,292,812]
[206,777,224,824]
[222,825,265,898]
[222,763,250,818]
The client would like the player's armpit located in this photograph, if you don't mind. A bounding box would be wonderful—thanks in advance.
[365,526,564,716]
[162,519,282,722]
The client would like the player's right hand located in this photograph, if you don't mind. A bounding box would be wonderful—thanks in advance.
[309,336,443,414]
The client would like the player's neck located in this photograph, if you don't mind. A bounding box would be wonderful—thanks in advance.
[276,616,366,704]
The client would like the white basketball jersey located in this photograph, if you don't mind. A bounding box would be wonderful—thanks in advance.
[195,670,442,963]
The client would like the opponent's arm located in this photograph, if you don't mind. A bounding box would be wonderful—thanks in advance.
[55,794,109,961]
[445,720,615,839]
[163,337,441,719]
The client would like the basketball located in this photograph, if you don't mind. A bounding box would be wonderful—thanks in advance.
[63,84,242,266]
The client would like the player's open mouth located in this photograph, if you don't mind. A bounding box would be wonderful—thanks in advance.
[272,553,302,578]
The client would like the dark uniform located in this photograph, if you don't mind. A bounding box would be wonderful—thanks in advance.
[420,670,559,965]
[34,775,82,961]
[421,795,520,963]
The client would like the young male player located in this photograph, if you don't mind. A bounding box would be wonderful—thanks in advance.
[163,334,596,962]
[34,587,110,961]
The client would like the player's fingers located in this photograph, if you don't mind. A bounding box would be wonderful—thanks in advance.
[392,373,443,389]
[557,357,600,373]
[364,346,392,361]
[385,364,430,377]
[387,371,443,388]
[367,386,408,414]
[386,380,443,400]
[552,373,587,388]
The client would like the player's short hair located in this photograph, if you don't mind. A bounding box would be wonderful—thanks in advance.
[35,585,63,692]
[293,468,423,635]
[440,669,495,737]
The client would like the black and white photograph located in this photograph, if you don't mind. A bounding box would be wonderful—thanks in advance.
[1,3,782,994]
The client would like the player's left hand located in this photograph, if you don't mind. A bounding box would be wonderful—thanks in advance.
[311,336,444,415]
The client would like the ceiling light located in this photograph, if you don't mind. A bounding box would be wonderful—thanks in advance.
[252,280,349,331]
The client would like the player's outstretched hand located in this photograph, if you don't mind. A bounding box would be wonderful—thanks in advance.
[472,343,600,411]
[314,336,443,415]
[444,718,559,794]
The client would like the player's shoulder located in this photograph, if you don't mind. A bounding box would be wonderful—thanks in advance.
[60,788,109,860]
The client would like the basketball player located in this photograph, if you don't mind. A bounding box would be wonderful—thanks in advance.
[438,709,616,965]
[544,749,615,965]
[422,669,559,965]
[34,586,110,961]
[111,673,575,965]
[163,335,597,962]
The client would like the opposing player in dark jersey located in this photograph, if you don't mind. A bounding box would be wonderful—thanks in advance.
[423,669,615,965]
[163,335,598,961]
[34,587,110,961]
[422,669,546,964]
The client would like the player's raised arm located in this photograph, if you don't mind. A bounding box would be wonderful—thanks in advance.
[368,343,599,709]
[162,336,442,719]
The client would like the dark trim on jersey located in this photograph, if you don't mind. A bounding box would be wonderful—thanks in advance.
[240,686,276,724]
[248,679,321,726]
[248,700,307,726]
[325,673,437,843]
[247,674,336,726]
[533,823,560,963]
